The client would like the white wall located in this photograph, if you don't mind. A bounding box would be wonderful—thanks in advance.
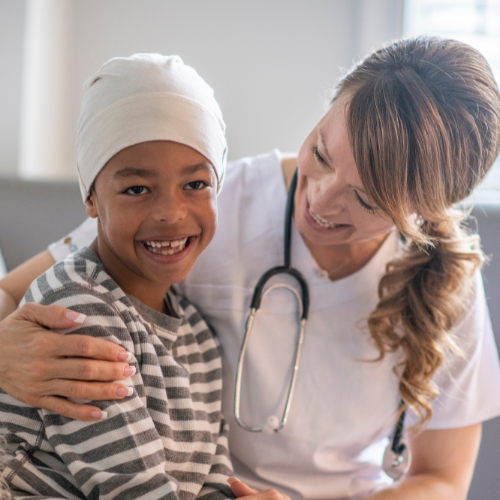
[0,0,404,179]
[0,0,25,177]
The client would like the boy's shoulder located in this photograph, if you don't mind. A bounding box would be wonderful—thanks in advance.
[24,247,121,307]
[170,290,216,340]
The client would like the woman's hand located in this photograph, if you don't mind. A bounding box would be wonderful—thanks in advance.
[0,302,133,421]
[227,478,291,500]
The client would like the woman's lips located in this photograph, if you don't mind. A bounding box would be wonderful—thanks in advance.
[303,200,351,233]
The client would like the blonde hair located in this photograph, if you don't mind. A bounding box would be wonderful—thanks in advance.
[337,37,500,425]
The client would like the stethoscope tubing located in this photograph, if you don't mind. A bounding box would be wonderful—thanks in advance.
[233,167,409,479]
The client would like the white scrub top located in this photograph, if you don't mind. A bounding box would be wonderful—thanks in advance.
[50,150,500,500]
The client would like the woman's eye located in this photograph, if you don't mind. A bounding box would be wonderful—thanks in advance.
[312,146,326,164]
[185,180,207,190]
[125,186,149,195]
[354,191,375,214]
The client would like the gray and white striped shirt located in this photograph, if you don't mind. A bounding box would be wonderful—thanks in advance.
[0,247,234,500]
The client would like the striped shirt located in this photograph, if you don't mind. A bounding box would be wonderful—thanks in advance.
[0,247,233,500]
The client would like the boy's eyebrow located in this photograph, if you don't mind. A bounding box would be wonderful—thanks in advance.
[113,167,155,179]
[113,163,213,179]
[181,162,214,175]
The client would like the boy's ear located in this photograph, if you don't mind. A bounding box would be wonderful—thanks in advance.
[85,191,98,219]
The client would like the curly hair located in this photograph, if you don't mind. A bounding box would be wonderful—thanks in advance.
[337,37,500,425]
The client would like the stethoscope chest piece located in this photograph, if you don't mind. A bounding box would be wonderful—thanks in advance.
[382,441,411,481]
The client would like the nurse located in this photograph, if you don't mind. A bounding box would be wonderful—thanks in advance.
[1,37,500,499]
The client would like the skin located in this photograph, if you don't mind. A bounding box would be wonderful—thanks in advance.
[86,140,218,313]
[0,104,482,499]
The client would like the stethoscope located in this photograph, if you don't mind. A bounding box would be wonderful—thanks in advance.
[233,169,411,480]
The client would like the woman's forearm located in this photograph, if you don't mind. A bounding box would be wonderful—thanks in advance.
[366,474,460,500]
[0,289,17,320]
[367,425,481,500]
[0,249,56,310]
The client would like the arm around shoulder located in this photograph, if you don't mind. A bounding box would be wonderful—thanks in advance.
[0,256,133,421]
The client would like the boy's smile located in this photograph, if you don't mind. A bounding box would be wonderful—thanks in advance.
[85,140,218,313]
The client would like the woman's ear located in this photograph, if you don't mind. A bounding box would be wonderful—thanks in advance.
[85,190,98,219]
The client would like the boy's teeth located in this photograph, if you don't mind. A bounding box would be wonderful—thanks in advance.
[145,237,189,255]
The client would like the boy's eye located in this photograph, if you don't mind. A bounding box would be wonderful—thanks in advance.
[125,186,149,195]
[185,180,207,190]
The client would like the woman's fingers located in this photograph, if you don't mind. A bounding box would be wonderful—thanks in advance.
[0,303,133,420]
[51,334,131,362]
[227,478,259,497]
[34,395,109,421]
[43,378,132,401]
[17,302,87,330]
[17,303,129,361]
[49,356,133,381]
[226,483,291,500]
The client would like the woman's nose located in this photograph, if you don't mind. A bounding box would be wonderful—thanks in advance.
[310,180,344,215]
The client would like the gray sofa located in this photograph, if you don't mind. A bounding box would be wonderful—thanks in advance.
[0,178,498,499]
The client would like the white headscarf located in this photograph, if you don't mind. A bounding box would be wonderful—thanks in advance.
[76,53,227,201]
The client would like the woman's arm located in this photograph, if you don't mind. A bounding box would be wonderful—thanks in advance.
[365,423,481,500]
[0,250,131,421]
[228,424,481,500]
[0,249,56,311]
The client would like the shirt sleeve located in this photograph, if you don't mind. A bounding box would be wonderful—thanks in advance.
[406,271,500,429]
[48,216,97,261]
[28,289,233,500]
[196,419,235,500]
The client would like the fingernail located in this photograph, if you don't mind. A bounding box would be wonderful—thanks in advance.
[123,366,136,377]
[65,311,86,324]
[116,386,134,397]
[117,351,132,362]
[227,478,240,485]
[90,410,108,420]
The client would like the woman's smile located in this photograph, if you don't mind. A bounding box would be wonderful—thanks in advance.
[304,199,351,234]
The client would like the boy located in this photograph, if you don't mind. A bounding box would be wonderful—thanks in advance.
[0,54,233,500]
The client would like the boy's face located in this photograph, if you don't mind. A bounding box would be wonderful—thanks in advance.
[86,140,218,311]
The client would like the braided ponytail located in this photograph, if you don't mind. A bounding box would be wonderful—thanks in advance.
[337,37,500,424]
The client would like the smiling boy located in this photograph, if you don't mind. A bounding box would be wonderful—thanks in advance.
[0,54,233,500]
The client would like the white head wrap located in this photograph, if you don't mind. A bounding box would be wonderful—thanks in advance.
[76,53,227,201]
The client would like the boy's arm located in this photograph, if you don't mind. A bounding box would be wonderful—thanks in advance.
[26,291,232,500]
[197,418,235,500]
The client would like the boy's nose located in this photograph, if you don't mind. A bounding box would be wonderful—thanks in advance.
[153,193,187,224]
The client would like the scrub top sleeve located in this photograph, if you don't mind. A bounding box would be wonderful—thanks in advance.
[406,271,500,429]
[48,216,98,261]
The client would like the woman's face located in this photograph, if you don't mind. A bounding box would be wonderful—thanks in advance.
[295,99,395,249]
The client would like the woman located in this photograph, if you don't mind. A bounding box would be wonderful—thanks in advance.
[1,37,500,499]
